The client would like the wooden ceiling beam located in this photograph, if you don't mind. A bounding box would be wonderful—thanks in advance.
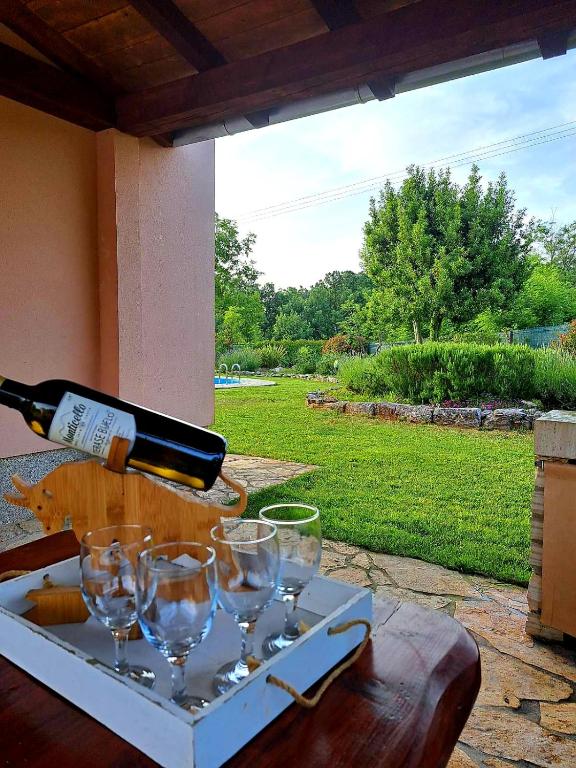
[0,42,116,131]
[310,0,361,30]
[127,0,226,71]
[0,0,122,96]
[537,26,573,58]
[117,0,576,137]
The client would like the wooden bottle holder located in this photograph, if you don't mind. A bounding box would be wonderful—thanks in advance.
[4,436,247,628]
[5,436,247,545]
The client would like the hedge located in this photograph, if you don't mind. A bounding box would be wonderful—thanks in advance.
[339,342,538,403]
[231,340,325,367]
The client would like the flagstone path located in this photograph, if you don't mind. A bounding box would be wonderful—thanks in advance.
[1,454,574,767]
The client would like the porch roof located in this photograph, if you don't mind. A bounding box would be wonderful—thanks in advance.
[1,0,575,146]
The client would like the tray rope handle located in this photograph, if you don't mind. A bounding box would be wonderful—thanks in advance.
[248,618,372,709]
[0,569,30,582]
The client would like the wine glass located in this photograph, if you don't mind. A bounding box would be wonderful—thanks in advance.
[258,504,321,657]
[136,542,217,710]
[80,524,155,687]
[210,519,279,694]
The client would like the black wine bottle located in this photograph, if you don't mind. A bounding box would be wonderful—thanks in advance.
[0,375,227,491]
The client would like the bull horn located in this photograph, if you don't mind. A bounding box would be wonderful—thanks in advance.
[4,474,32,507]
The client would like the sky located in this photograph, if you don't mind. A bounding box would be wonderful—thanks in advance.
[215,51,576,289]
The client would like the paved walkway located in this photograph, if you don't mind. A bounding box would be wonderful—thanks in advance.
[321,540,576,768]
[1,454,575,766]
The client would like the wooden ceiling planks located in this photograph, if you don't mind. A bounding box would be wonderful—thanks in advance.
[126,0,226,70]
[116,0,576,136]
[354,0,422,19]
[93,28,196,91]
[309,0,361,30]
[194,0,325,61]
[1,0,575,140]
[0,40,116,129]
[24,0,128,33]
[0,0,123,94]
[210,8,326,61]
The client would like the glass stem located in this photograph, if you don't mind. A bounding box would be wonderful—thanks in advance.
[168,656,189,705]
[238,620,256,673]
[111,628,130,676]
[282,593,301,641]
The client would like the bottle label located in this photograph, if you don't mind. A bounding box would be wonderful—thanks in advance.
[48,392,136,460]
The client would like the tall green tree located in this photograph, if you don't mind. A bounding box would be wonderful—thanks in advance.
[271,311,312,340]
[261,271,372,340]
[530,219,576,284]
[505,263,576,328]
[215,215,264,348]
[362,165,532,342]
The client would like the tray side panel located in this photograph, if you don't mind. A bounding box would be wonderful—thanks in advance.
[0,608,195,768]
[193,589,373,768]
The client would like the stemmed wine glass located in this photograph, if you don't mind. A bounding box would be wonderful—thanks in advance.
[80,524,155,687]
[210,519,279,694]
[136,542,217,710]
[258,504,321,658]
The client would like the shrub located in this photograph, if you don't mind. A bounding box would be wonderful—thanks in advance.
[534,348,576,409]
[255,339,324,366]
[217,348,260,372]
[317,354,341,376]
[555,320,576,356]
[322,334,351,355]
[383,343,536,402]
[258,343,287,368]
[295,345,321,374]
[338,355,389,396]
[338,342,537,402]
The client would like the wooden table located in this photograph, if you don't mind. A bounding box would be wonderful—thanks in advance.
[0,532,480,768]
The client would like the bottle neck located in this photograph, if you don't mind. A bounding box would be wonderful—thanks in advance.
[0,377,31,411]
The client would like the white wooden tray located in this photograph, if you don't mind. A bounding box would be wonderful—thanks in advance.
[0,557,372,768]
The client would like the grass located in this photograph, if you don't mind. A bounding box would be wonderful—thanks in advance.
[212,378,533,585]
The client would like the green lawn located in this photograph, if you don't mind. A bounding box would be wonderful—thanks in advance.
[212,378,533,585]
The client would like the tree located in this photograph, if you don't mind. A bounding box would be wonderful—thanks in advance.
[362,165,532,342]
[261,271,373,340]
[530,219,576,284]
[505,263,576,328]
[214,215,264,347]
[271,311,312,340]
[220,306,247,348]
[303,271,373,338]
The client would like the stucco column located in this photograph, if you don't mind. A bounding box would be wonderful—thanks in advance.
[96,130,215,426]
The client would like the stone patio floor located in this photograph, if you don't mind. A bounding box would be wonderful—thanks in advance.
[1,454,575,767]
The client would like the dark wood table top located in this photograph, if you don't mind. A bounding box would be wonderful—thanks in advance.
[0,532,480,768]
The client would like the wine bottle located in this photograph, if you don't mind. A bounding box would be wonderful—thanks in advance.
[0,375,227,491]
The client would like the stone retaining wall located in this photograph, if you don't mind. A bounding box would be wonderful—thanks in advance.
[307,393,542,431]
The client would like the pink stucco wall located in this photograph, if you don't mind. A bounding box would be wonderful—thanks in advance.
[0,99,215,458]
[0,96,100,456]
[97,130,216,425]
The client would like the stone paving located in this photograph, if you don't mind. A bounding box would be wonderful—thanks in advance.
[1,454,575,766]
[320,540,576,768]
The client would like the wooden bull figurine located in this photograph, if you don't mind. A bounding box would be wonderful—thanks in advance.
[4,439,247,546]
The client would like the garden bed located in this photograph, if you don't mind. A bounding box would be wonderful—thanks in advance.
[307,392,543,431]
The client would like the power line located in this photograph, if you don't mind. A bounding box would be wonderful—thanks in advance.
[239,125,576,222]
[239,120,576,218]
[244,128,576,222]
[234,120,576,224]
